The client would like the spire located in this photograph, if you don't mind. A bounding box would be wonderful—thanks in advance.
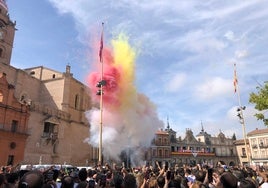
[0,0,8,11]
[167,116,170,130]
[201,120,204,132]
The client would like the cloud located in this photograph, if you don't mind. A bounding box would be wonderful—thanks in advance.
[165,73,187,92]
[224,31,235,41]
[195,77,232,100]
[180,30,226,53]
[235,50,249,59]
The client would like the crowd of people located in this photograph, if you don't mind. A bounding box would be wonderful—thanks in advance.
[0,162,267,188]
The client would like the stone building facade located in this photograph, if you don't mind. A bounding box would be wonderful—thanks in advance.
[0,64,97,166]
[148,122,239,167]
[247,128,268,166]
[0,1,97,166]
[233,139,250,166]
[0,72,29,166]
[0,0,14,66]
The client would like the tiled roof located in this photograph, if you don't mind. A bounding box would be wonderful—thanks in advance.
[156,129,169,135]
[233,139,249,145]
[247,128,268,136]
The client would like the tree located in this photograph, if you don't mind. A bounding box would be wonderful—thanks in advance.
[232,133,236,140]
[249,82,268,126]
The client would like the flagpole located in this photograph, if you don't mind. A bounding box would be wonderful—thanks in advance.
[98,23,104,165]
[234,63,250,165]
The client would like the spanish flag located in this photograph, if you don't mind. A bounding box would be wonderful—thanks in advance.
[233,63,238,93]
[99,23,104,62]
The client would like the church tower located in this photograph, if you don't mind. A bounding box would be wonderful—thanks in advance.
[0,0,16,65]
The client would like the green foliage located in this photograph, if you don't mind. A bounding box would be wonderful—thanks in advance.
[249,82,268,126]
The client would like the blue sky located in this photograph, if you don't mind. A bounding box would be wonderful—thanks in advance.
[7,0,268,139]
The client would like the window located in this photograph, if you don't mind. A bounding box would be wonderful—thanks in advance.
[11,120,18,132]
[75,94,80,109]
[158,149,162,157]
[10,142,16,149]
[171,135,175,142]
[52,74,55,78]
[153,149,156,157]
[43,122,55,137]
[252,138,257,145]
[0,48,2,57]
[0,91,3,102]
[7,155,14,166]
[260,139,264,147]
[165,149,169,157]
[158,138,162,145]
[261,150,265,157]
[242,148,246,156]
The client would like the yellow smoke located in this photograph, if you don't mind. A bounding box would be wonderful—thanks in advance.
[112,33,138,110]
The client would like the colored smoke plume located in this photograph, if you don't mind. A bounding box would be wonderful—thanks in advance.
[85,33,163,163]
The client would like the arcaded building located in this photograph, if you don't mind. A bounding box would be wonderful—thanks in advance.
[149,122,239,167]
[0,1,97,166]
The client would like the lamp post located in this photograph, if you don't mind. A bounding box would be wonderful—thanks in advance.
[236,105,250,164]
[234,63,250,165]
[96,81,106,165]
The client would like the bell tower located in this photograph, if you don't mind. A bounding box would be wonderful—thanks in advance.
[0,0,16,65]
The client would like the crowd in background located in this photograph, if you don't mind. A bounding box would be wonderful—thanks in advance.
[0,161,268,188]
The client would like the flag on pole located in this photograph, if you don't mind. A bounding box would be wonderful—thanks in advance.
[233,63,238,93]
[99,23,104,62]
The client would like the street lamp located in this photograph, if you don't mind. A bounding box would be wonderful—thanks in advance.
[234,63,250,165]
[96,78,106,165]
[236,105,250,164]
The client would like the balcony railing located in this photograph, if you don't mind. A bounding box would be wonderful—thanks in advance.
[252,144,268,149]
[42,132,58,141]
[252,144,258,149]
[154,141,170,146]
[251,155,268,160]
[171,151,215,157]
[259,144,268,149]
[0,123,28,134]
[154,154,170,158]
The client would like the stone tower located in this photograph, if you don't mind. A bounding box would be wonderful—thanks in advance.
[0,0,16,65]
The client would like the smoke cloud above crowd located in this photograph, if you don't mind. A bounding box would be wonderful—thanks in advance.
[85,33,164,163]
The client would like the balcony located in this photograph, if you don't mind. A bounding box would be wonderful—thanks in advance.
[42,132,58,145]
[251,155,268,160]
[259,144,268,149]
[154,141,170,146]
[252,144,258,149]
[171,151,215,157]
[154,154,170,158]
[0,123,28,135]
